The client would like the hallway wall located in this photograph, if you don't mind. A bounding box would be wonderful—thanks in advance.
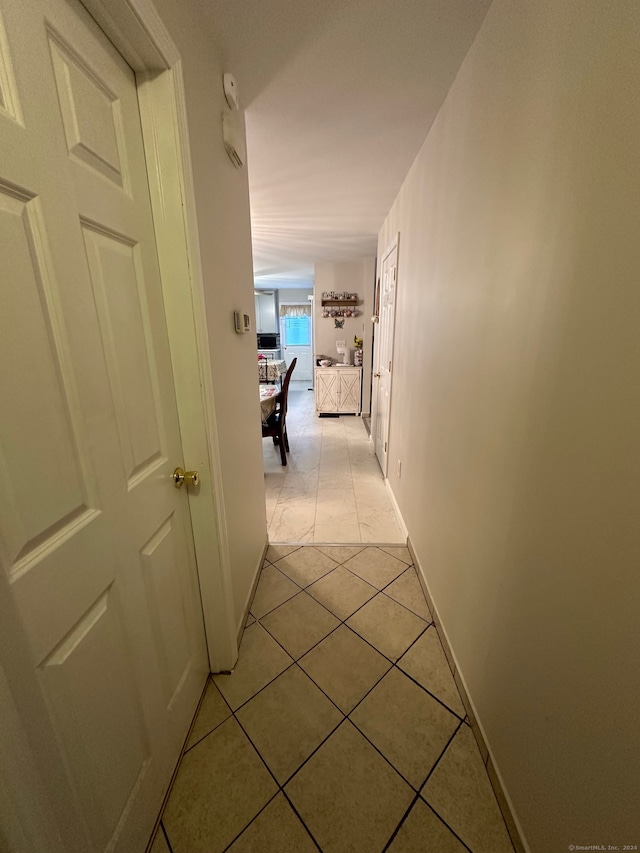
[378,0,640,850]
[151,0,268,633]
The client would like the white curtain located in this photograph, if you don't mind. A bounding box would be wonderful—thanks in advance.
[279,304,311,317]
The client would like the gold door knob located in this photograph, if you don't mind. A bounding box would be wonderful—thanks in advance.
[173,467,200,489]
[373,372,381,378]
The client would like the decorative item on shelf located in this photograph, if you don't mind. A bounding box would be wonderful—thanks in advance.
[354,348,363,366]
[354,336,363,348]
[320,291,360,314]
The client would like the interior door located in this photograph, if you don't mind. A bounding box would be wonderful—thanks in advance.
[0,1,207,850]
[372,242,398,474]
[280,310,313,381]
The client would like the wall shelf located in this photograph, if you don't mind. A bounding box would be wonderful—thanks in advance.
[320,293,360,318]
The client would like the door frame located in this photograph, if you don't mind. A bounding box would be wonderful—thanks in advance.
[79,0,237,674]
[371,233,399,476]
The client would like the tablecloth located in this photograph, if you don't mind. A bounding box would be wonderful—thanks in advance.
[258,359,287,383]
[259,386,279,424]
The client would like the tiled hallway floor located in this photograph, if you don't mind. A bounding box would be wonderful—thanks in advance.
[263,382,405,543]
[151,545,515,853]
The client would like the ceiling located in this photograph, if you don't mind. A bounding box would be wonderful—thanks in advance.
[204,0,492,288]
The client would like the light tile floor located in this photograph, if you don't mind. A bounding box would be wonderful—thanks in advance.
[152,545,515,853]
[263,381,405,543]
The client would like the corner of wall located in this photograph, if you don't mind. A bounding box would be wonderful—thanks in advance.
[235,536,269,648]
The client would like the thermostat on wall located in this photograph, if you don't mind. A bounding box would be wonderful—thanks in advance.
[234,311,251,334]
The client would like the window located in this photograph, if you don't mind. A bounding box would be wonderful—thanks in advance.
[284,315,310,346]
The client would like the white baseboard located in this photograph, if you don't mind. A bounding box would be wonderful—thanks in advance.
[384,478,408,541]
[407,537,529,853]
[236,538,269,648]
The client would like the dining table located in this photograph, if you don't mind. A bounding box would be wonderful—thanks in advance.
[258,358,287,384]
[259,385,279,424]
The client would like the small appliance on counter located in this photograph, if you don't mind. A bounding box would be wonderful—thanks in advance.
[257,332,281,361]
[336,339,351,365]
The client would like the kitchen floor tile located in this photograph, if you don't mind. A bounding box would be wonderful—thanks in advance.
[274,546,337,587]
[398,626,465,718]
[343,548,407,589]
[227,794,318,853]
[163,717,277,853]
[386,799,468,853]
[421,724,514,853]
[307,565,377,620]
[250,565,300,619]
[260,591,340,659]
[350,668,459,788]
[186,680,230,749]
[299,624,391,713]
[213,623,292,710]
[236,665,342,783]
[269,500,316,542]
[359,514,405,543]
[314,522,362,543]
[285,721,413,853]
[347,593,427,661]
[263,390,405,543]
[385,567,432,621]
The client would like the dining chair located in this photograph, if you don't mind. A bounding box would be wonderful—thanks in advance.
[262,357,297,465]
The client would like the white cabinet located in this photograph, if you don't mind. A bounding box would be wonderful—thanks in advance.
[254,292,277,332]
[315,367,362,414]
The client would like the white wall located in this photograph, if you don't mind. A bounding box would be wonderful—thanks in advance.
[152,0,267,634]
[379,0,640,850]
[278,287,313,304]
[314,259,375,413]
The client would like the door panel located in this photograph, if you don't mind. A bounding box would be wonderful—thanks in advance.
[48,29,129,190]
[81,222,165,483]
[316,371,337,412]
[373,244,398,474]
[338,371,361,412]
[0,185,97,570]
[38,585,149,852]
[0,0,207,849]
[140,515,194,707]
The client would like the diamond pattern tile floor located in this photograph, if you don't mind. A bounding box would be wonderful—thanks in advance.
[154,546,515,853]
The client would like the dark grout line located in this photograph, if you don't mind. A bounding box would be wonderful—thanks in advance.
[280,789,324,852]
[219,788,280,853]
[394,661,466,723]
[381,791,421,852]
[159,821,174,853]
[422,799,476,853]
[420,719,464,790]
[218,657,297,717]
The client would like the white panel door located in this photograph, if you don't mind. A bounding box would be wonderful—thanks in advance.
[372,243,398,474]
[280,312,313,381]
[0,1,207,851]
